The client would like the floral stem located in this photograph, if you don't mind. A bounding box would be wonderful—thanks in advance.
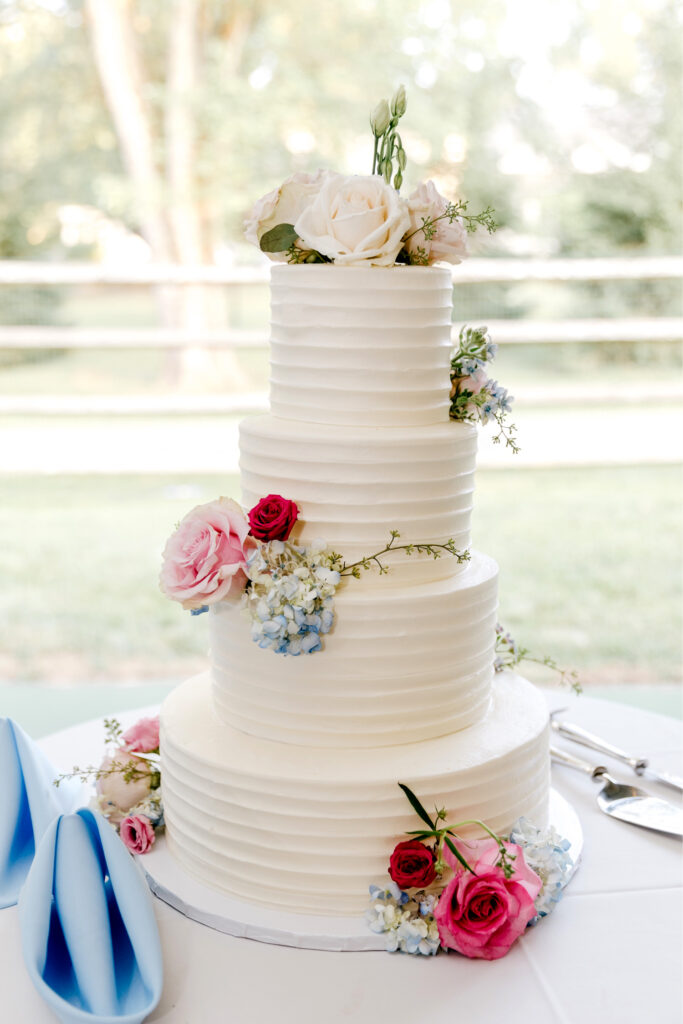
[339,534,470,577]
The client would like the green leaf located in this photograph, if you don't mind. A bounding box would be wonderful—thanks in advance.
[404,830,437,839]
[398,782,435,830]
[443,834,474,874]
[260,223,298,253]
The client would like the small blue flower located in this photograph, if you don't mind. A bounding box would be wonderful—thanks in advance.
[190,605,209,616]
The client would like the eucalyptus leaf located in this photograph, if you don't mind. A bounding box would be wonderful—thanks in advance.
[443,834,473,874]
[398,782,435,830]
[260,223,298,253]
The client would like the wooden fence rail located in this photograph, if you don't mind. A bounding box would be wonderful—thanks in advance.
[1,257,681,422]
[1,318,682,351]
[1,255,682,285]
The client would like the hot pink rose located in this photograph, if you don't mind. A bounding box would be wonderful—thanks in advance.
[160,497,252,610]
[121,716,160,754]
[120,814,156,855]
[248,494,299,542]
[434,836,542,960]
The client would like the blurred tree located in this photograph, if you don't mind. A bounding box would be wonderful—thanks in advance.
[0,0,680,276]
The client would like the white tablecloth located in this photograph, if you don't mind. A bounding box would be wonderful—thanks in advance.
[2,690,682,1024]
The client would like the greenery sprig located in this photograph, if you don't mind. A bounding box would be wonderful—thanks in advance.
[403,199,497,256]
[495,625,582,694]
[335,530,470,578]
[259,222,330,264]
[54,717,161,790]
[398,783,516,879]
[370,85,407,189]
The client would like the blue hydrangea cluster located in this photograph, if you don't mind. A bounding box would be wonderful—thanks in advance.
[509,817,574,922]
[365,883,441,956]
[449,325,517,451]
[243,539,340,656]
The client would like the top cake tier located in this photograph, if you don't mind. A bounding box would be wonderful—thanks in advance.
[269,264,453,427]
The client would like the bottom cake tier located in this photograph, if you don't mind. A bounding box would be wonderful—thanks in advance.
[160,671,550,916]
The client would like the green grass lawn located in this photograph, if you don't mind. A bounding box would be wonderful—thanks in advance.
[1,466,680,689]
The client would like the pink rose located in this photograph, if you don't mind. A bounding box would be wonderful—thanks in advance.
[461,367,489,395]
[405,180,468,265]
[121,716,160,754]
[434,836,542,960]
[96,750,153,825]
[120,814,156,855]
[160,497,252,610]
[248,494,299,542]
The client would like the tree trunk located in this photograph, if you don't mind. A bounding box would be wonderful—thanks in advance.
[84,0,173,264]
[164,0,247,388]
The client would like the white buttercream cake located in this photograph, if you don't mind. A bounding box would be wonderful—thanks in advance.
[160,264,550,916]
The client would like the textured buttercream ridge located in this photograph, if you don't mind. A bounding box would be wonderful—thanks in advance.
[269,262,454,287]
[161,673,548,780]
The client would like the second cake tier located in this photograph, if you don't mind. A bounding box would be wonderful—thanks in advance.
[211,550,498,748]
[240,415,478,586]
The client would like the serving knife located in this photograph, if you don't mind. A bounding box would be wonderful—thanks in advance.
[550,745,683,838]
[550,714,683,794]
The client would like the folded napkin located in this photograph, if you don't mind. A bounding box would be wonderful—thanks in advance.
[0,717,81,909]
[19,808,163,1024]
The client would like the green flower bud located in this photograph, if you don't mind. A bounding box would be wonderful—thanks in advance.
[393,171,403,190]
[390,84,407,118]
[396,146,407,171]
[382,160,392,183]
[370,99,391,137]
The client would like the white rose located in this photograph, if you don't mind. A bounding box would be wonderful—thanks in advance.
[95,750,153,825]
[405,180,468,265]
[244,170,327,261]
[294,173,411,266]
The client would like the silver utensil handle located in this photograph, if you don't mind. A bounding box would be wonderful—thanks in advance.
[550,745,607,780]
[551,719,647,771]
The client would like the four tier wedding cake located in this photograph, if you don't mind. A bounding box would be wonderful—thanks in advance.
[159,262,550,917]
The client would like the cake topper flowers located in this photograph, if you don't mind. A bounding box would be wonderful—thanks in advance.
[366,784,573,959]
[160,495,470,656]
[245,85,496,267]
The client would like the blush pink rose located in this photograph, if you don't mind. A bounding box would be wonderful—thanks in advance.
[405,180,468,265]
[121,716,160,753]
[160,497,252,610]
[434,836,542,960]
[96,750,153,825]
[120,814,156,855]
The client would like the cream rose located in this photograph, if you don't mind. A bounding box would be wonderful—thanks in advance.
[244,170,326,260]
[294,173,410,266]
[405,180,468,265]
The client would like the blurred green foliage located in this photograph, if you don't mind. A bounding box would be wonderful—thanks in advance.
[0,0,680,265]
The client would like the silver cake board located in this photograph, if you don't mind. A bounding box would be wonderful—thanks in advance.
[142,788,582,952]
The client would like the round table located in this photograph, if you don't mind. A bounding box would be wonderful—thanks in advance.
[2,689,682,1024]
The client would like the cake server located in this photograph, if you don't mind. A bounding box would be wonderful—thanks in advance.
[550,745,683,838]
[550,714,683,794]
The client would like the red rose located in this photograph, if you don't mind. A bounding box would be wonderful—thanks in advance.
[388,840,437,889]
[248,494,299,542]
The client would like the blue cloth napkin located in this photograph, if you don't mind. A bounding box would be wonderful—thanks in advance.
[19,808,163,1024]
[0,717,81,909]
